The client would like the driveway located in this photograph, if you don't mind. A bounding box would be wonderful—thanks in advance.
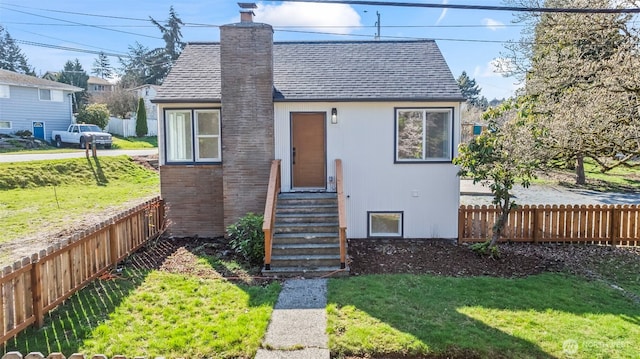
[0,149,158,163]
[461,179,640,206]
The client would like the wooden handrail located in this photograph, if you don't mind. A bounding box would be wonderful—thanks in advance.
[335,159,347,269]
[262,159,281,270]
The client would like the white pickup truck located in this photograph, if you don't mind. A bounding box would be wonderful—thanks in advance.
[51,124,113,149]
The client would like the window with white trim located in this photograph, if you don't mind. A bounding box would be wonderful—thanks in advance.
[0,85,10,98]
[164,109,221,163]
[39,89,63,102]
[395,108,453,162]
[0,121,11,129]
[368,212,403,238]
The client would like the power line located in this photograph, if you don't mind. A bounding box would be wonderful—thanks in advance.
[15,40,128,57]
[15,29,126,55]
[265,0,640,14]
[0,6,161,39]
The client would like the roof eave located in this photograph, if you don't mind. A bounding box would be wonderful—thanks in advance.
[273,97,466,103]
[152,98,222,104]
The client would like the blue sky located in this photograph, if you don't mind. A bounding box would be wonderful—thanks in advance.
[0,0,524,100]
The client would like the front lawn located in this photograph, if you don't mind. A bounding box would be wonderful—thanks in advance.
[6,241,281,358]
[328,273,640,359]
[0,156,159,245]
[111,135,157,149]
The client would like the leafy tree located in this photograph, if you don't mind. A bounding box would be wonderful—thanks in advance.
[76,103,110,130]
[92,52,112,79]
[457,71,486,109]
[0,25,34,75]
[90,85,137,118]
[454,98,542,253]
[524,0,639,184]
[59,59,89,112]
[135,97,148,137]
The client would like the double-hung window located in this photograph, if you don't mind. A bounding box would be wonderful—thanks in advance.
[165,109,221,163]
[39,89,63,102]
[395,108,453,162]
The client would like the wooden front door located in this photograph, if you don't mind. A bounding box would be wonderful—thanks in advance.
[291,113,326,188]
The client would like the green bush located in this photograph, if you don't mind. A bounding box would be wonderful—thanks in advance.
[135,97,148,137]
[76,103,110,129]
[226,213,265,266]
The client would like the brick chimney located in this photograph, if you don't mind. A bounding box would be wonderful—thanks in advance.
[220,3,275,228]
[239,2,256,22]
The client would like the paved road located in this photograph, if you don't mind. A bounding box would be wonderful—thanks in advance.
[0,149,158,163]
[461,179,640,206]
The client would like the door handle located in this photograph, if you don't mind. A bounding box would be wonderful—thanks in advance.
[292,147,296,165]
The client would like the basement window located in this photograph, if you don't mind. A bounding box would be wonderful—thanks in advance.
[0,121,11,129]
[368,211,403,238]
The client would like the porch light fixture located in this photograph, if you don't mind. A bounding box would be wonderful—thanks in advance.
[331,108,338,124]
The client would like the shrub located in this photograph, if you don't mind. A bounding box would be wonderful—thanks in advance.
[226,213,265,266]
[76,103,110,129]
[135,97,148,137]
[14,130,32,137]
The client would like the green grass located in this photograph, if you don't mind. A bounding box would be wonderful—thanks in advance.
[534,159,640,192]
[0,156,159,244]
[111,135,157,149]
[328,273,640,359]
[6,256,281,358]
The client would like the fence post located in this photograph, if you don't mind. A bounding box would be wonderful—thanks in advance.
[30,257,43,329]
[610,206,618,248]
[532,206,538,244]
[458,206,465,243]
[109,221,118,268]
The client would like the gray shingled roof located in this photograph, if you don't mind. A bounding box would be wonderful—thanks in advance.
[0,69,83,92]
[154,40,463,103]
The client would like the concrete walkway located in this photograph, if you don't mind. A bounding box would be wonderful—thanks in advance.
[255,279,330,359]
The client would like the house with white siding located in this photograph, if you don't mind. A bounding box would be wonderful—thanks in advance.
[0,69,82,141]
[153,6,464,276]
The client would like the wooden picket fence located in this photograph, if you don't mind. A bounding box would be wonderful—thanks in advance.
[0,198,165,346]
[459,204,640,246]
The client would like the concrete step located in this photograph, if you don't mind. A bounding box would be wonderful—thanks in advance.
[276,203,338,214]
[277,193,337,207]
[271,254,342,268]
[272,242,341,256]
[274,222,339,234]
[262,265,349,278]
[275,213,338,224]
[272,232,340,245]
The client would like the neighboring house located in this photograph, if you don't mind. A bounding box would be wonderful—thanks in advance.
[87,76,114,96]
[131,84,159,123]
[0,69,82,141]
[153,9,464,241]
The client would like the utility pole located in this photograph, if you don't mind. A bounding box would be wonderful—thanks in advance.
[375,11,381,40]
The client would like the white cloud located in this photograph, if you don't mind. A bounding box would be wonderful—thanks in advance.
[436,0,449,25]
[482,18,505,31]
[254,2,361,34]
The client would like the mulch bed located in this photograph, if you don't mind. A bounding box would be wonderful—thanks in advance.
[130,236,638,281]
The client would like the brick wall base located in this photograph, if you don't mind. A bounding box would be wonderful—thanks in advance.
[160,165,224,237]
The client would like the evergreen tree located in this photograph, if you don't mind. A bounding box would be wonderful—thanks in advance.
[92,52,113,79]
[135,97,148,137]
[457,71,485,109]
[0,25,34,75]
[59,59,89,112]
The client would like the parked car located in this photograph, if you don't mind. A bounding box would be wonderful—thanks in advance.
[51,124,113,149]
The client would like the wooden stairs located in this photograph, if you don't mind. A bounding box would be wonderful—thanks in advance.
[262,192,349,278]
